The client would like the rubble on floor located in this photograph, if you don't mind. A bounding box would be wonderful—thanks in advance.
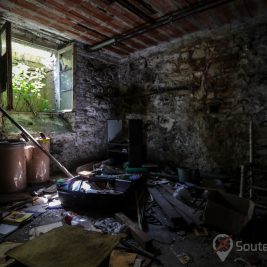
[0,160,267,267]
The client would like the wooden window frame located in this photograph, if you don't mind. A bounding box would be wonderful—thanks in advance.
[0,21,12,109]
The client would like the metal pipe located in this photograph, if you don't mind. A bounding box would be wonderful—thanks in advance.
[90,38,116,50]
[249,119,253,164]
[249,118,253,198]
[89,0,234,51]
[118,0,233,41]
[239,165,244,198]
[0,107,74,178]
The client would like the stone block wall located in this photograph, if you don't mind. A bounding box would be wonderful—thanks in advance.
[118,16,267,173]
[1,43,120,174]
[2,16,267,177]
[49,44,120,171]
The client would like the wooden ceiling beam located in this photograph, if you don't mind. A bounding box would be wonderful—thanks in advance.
[114,43,137,53]
[144,0,175,16]
[105,46,129,55]
[124,39,147,49]
[88,0,162,45]
[134,35,158,46]
[192,11,214,29]
[6,0,102,43]
[36,0,123,38]
[0,2,70,38]
[213,4,234,24]
[53,0,157,48]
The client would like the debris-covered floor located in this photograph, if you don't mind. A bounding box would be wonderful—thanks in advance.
[1,161,267,267]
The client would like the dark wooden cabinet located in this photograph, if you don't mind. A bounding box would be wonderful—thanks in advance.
[107,119,143,167]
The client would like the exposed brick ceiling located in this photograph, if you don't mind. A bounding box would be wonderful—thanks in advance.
[0,0,267,56]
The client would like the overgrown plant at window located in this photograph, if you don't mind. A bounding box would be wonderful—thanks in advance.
[12,63,49,113]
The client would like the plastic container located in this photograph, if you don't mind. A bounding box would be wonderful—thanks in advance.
[62,212,93,229]
[71,216,93,229]
[0,139,27,193]
[25,138,50,183]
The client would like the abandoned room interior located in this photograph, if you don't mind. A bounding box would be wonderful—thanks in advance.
[0,0,267,266]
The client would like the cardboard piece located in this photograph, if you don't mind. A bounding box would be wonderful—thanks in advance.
[204,191,255,234]
[29,222,63,239]
[7,226,122,267]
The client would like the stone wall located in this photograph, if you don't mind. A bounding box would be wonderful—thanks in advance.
[2,16,267,176]
[118,16,267,174]
[49,44,120,171]
[1,43,120,174]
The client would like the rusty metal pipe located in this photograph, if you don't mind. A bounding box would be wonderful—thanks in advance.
[0,106,74,178]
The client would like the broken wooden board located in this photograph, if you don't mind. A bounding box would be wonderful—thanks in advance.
[115,212,152,250]
[159,185,201,225]
[148,187,182,226]
[151,205,174,229]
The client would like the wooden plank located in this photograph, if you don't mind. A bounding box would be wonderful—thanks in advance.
[151,205,174,229]
[148,187,182,225]
[161,184,197,216]
[157,186,194,225]
[115,212,152,250]
[159,185,201,225]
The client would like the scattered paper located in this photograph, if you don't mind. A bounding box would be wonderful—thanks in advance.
[0,224,19,237]
[29,222,63,239]
[3,211,33,224]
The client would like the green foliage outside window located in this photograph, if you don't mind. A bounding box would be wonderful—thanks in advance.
[12,63,49,113]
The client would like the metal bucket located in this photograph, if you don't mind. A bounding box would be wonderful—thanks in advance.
[0,139,27,193]
[25,138,50,183]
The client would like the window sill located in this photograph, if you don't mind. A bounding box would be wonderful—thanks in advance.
[3,112,75,134]
[8,110,74,115]
[59,109,74,113]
